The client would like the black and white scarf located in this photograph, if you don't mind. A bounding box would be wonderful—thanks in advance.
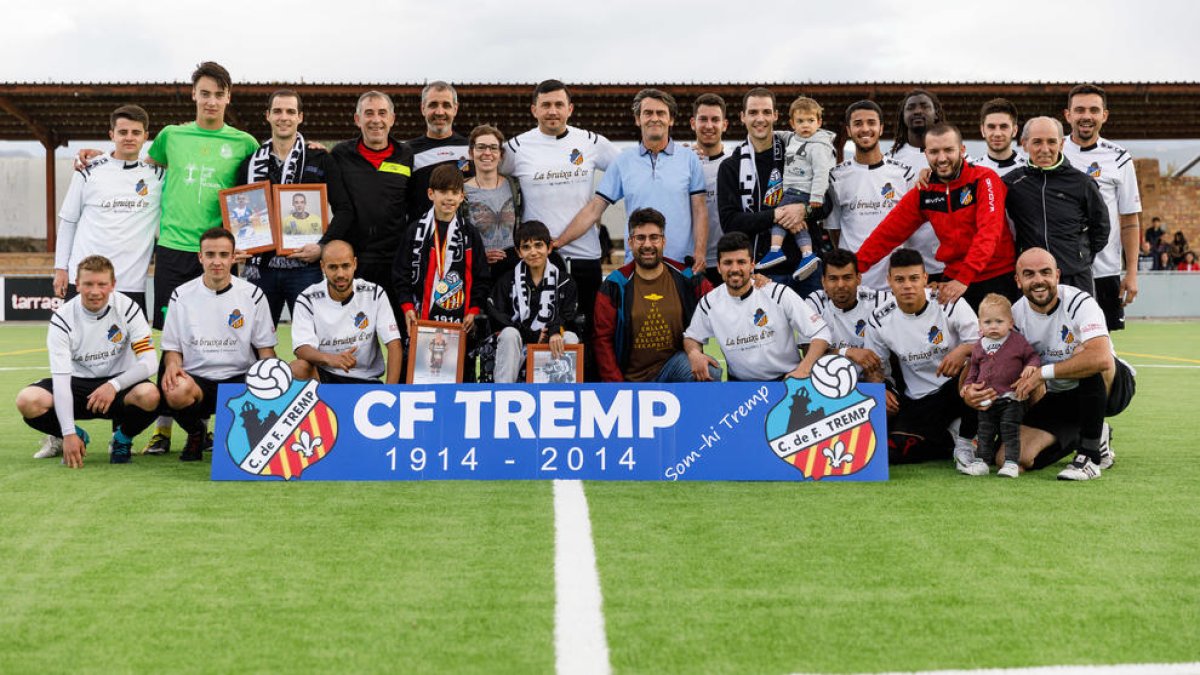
[511,260,560,332]
[410,208,471,321]
[737,132,788,211]
[246,132,307,185]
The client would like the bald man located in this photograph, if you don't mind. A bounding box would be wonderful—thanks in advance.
[1003,117,1110,293]
[290,240,403,384]
[962,248,1135,480]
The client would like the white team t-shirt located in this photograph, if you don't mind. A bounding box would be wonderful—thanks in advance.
[1011,284,1109,392]
[291,279,402,381]
[826,157,943,288]
[685,282,830,381]
[501,126,620,260]
[48,291,154,379]
[161,276,276,381]
[805,287,891,351]
[55,155,163,293]
[865,289,978,399]
[975,150,1027,178]
[699,147,730,268]
[1062,137,1142,278]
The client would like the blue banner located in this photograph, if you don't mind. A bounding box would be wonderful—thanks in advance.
[211,356,889,482]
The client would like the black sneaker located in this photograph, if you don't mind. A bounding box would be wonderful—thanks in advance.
[204,431,214,453]
[109,436,133,464]
[179,431,206,462]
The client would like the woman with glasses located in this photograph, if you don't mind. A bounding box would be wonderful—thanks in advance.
[463,125,521,282]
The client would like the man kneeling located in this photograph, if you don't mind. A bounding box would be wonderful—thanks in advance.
[17,255,159,467]
[486,221,580,383]
[290,240,403,384]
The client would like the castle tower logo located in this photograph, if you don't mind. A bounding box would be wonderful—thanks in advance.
[763,355,878,480]
[224,358,339,480]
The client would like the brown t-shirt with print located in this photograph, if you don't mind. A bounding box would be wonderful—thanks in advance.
[624,271,684,382]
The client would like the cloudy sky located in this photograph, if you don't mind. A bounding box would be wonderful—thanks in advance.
[1,1,1196,84]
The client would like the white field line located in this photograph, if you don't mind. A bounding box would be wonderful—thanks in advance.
[553,479,611,675]
[846,664,1200,675]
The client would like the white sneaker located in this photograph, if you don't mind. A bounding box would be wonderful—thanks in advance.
[1098,423,1115,470]
[963,459,990,476]
[953,437,977,474]
[1057,454,1101,481]
[997,461,1020,478]
[33,434,62,459]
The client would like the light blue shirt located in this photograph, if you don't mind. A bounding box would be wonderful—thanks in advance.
[596,139,706,263]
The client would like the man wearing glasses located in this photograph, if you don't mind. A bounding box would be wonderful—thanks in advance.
[593,208,716,383]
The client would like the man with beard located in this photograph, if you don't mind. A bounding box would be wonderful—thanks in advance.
[1062,83,1143,331]
[1004,117,1109,292]
[963,248,1134,479]
[887,89,945,170]
[405,81,471,224]
[858,123,1016,310]
[684,232,830,382]
[689,93,731,286]
[976,98,1026,177]
[559,89,708,274]
[825,100,940,289]
[593,208,715,382]
[289,241,403,385]
[804,248,888,380]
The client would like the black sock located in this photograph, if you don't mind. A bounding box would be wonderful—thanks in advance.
[1079,437,1102,465]
[119,405,159,440]
[24,410,62,437]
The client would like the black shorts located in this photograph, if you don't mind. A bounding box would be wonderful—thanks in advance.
[183,373,246,418]
[32,376,152,422]
[962,271,1021,312]
[152,245,203,330]
[1106,357,1136,416]
[1023,360,1136,468]
[1092,275,1125,331]
[66,285,147,318]
[891,379,967,440]
[317,368,380,385]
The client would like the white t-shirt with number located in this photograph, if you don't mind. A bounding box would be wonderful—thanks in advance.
[501,126,620,260]
[1012,284,1109,392]
[685,282,830,381]
[291,279,401,381]
[55,155,163,293]
[161,276,276,381]
[1062,136,1142,278]
[864,289,978,399]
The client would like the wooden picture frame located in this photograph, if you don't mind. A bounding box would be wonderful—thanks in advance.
[526,344,584,384]
[273,184,329,255]
[219,181,276,255]
[407,320,467,384]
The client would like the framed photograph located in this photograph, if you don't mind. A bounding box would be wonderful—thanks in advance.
[219,182,276,254]
[526,344,583,384]
[407,320,466,384]
[273,184,329,255]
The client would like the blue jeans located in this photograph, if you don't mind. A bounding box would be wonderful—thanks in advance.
[244,262,323,325]
[654,351,722,383]
[770,188,813,249]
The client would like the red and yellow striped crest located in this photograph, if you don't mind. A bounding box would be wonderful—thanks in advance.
[259,401,339,480]
[784,421,877,480]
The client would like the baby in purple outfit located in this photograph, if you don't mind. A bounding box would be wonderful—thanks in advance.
[961,294,1041,478]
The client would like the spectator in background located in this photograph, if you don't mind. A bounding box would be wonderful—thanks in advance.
[1137,241,1156,272]
[1179,251,1200,272]
[1154,250,1174,271]
[463,124,519,282]
[1169,231,1189,265]
[1145,217,1165,248]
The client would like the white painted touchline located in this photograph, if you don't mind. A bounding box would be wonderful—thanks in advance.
[554,479,611,675]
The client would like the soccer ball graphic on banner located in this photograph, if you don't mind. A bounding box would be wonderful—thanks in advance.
[810,354,858,399]
[246,358,293,400]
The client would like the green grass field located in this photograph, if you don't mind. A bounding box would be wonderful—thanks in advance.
[0,322,1197,673]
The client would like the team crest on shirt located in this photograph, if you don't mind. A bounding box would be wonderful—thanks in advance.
[1086,162,1102,178]
[958,185,974,206]
[135,179,149,197]
[928,325,944,345]
[854,319,867,338]
[433,272,465,312]
[764,355,879,480]
[880,182,896,200]
[224,359,340,481]
[1061,325,1075,344]
[219,143,233,159]
[457,159,472,173]
[107,324,123,344]
[753,308,769,327]
[354,311,369,330]
[228,309,245,329]
[569,149,584,166]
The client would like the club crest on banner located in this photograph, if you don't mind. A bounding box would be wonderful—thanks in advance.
[224,358,339,480]
[763,355,878,480]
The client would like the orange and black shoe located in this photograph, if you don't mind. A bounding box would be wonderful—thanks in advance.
[179,431,206,462]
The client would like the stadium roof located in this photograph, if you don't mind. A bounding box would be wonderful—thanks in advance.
[2,81,1199,144]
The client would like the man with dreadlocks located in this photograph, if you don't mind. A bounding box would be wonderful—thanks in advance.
[888,89,945,169]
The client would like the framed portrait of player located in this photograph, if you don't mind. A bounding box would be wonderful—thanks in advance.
[526,344,583,384]
[273,184,328,255]
[219,182,276,255]
[407,320,466,384]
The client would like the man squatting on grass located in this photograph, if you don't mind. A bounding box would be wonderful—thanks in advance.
[30,77,1140,480]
